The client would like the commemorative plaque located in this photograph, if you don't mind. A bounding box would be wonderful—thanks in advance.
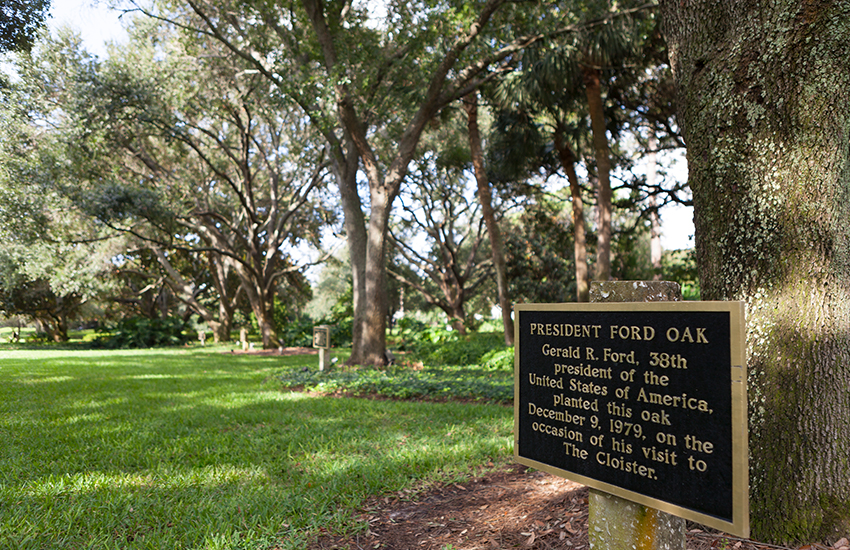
[514,302,748,536]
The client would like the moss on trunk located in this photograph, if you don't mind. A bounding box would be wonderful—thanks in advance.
[660,0,850,544]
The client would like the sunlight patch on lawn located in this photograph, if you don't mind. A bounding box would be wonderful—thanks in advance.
[17,375,75,384]
[19,465,275,498]
[199,389,313,408]
[126,373,191,380]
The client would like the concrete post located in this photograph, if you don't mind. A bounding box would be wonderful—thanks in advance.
[588,281,686,550]
[318,348,330,371]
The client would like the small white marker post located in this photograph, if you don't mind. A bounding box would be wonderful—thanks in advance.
[240,328,249,352]
[312,325,331,371]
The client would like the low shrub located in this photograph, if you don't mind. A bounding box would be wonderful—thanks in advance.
[401,329,507,366]
[25,331,50,344]
[96,316,191,349]
[278,364,513,404]
[277,315,316,347]
[479,346,515,371]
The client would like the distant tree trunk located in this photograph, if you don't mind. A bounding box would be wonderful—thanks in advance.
[445,303,467,335]
[583,67,613,282]
[302,0,511,365]
[646,134,662,279]
[554,128,589,302]
[250,294,278,349]
[208,252,236,343]
[153,247,232,343]
[50,313,69,343]
[221,254,280,349]
[463,91,514,344]
[660,0,850,544]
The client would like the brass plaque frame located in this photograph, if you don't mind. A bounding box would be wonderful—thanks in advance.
[513,301,748,537]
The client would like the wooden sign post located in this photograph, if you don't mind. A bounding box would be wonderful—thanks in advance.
[514,281,748,547]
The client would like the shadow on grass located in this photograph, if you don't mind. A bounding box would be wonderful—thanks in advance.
[0,349,513,549]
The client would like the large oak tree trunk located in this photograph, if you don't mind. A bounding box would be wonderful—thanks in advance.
[660,1,850,543]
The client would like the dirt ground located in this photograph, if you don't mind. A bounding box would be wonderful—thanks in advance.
[308,463,849,550]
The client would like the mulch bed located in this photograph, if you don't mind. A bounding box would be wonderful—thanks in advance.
[309,463,848,550]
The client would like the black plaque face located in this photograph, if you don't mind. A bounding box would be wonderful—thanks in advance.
[514,302,748,536]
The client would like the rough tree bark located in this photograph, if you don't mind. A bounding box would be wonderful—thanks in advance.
[464,91,514,344]
[660,1,850,543]
[553,127,590,302]
[583,66,613,282]
[647,134,662,280]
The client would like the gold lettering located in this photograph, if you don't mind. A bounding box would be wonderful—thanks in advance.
[529,402,588,425]
[595,451,657,479]
[531,421,584,441]
[636,388,712,413]
[610,325,655,341]
[532,323,602,338]
[685,434,714,454]
[665,326,709,344]
[563,442,589,459]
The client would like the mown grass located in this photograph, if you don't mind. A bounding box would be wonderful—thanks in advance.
[0,346,513,549]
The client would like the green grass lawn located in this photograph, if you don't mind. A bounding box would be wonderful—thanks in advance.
[0,346,513,549]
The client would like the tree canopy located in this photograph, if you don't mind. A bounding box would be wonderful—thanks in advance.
[0,0,50,53]
[0,1,694,350]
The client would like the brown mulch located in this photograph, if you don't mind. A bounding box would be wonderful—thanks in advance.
[309,463,848,550]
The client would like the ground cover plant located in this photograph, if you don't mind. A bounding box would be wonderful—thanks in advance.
[277,349,514,404]
[0,345,513,549]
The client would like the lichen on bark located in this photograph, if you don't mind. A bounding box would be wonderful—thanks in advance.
[660,0,850,544]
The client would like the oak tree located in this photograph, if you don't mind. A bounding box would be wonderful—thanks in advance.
[660,0,850,543]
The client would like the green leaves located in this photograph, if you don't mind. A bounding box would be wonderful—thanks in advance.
[96,316,192,349]
[278,361,514,403]
[79,182,170,226]
[0,0,50,53]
